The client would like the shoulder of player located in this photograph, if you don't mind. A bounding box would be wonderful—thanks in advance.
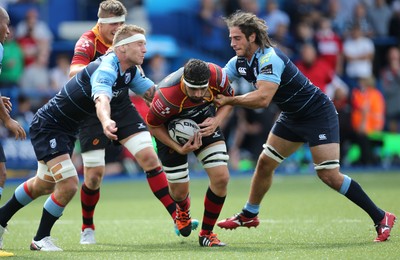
[156,83,185,106]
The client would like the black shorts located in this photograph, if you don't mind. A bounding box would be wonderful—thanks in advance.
[79,104,148,153]
[271,100,340,147]
[29,114,76,163]
[0,144,6,162]
[156,127,225,167]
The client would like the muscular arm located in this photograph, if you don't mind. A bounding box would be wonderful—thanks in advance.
[142,85,156,105]
[69,64,86,78]
[95,94,117,140]
[215,80,278,109]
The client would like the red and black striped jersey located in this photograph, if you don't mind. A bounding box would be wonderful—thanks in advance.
[70,25,110,67]
[146,62,234,127]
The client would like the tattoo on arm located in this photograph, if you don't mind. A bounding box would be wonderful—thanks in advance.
[143,86,156,103]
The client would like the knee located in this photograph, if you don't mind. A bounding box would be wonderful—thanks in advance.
[57,177,79,200]
[317,170,342,190]
[136,150,160,170]
[84,166,104,188]
[257,153,277,174]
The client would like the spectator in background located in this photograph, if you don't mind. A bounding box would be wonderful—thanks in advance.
[49,53,71,91]
[145,53,170,84]
[198,0,227,59]
[14,94,33,134]
[326,0,348,36]
[343,23,375,89]
[238,0,261,16]
[19,51,52,109]
[350,77,385,166]
[295,43,334,94]
[367,0,392,38]
[16,25,37,67]
[380,46,400,133]
[389,1,400,40]
[261,0,290,37]
[292,21,315,61]
[270,21,294,59]
[0,26,23,89]
[15,8,53,59]
[343,2,374,38]
[315,17,343,75]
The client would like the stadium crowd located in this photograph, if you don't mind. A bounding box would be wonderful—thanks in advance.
[0,0,400,177]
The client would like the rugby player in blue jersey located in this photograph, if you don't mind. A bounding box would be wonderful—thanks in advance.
[215,11,396,242]
[0,24,165,251]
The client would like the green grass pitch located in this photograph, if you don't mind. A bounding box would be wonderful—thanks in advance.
[1,171,399,259]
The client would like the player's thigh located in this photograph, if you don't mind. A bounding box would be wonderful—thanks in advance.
[267,132,303,158]
[309,143,339,164]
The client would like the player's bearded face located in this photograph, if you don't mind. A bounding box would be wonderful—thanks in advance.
[185,86,207,103]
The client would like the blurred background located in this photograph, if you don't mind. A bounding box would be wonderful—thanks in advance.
[1,0,400,179]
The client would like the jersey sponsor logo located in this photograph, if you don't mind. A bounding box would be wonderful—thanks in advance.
[50,138,57,149]
[260,64,273,75]
[125,72,131,84]
[238,67,247,75]
[318,134,327,140]
[259,52,272,65]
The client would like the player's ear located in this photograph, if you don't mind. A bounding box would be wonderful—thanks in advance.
[249,33,256,43]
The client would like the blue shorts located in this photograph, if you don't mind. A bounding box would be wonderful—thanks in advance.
[271,100,340,147]
[29,114,76,163]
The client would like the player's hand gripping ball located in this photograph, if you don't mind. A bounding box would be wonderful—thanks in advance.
[168,118,200,145]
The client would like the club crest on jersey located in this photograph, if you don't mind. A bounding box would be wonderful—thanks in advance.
[125,72,131,84]
[49,138,57,149]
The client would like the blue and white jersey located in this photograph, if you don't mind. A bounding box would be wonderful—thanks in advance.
[224,47,330,118]
[36,51,154,132]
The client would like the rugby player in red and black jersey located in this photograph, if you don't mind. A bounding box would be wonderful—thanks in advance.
[146,59,234,247]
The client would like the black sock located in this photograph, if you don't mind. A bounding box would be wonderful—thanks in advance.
[344,180,385,224]
[34,208,59,241]
[0,194,24,227]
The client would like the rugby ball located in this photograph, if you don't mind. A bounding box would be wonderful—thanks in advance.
[168,118,200,145]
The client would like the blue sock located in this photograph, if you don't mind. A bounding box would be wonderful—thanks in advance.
[244,202,260,214]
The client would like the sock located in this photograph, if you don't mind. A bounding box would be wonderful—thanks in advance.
[81,183,100,231]
[242,201,260,218]
[34,194,64,241]
[146,167,176,219]
[0,182,33,227]
[175,195,190,211]
[200,187,226,235]
[342,178,385,224]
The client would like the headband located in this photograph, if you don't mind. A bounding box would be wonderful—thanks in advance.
[98,15,125,24]
[183,77,209,89]
[114,34,146,47]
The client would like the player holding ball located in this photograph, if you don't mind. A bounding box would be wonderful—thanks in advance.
[146,59,234,247]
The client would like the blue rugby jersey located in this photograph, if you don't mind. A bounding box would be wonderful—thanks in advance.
[224,47,330,117]
[36,51,154,131]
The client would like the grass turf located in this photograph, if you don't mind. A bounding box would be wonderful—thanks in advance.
[1,171,399,259]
